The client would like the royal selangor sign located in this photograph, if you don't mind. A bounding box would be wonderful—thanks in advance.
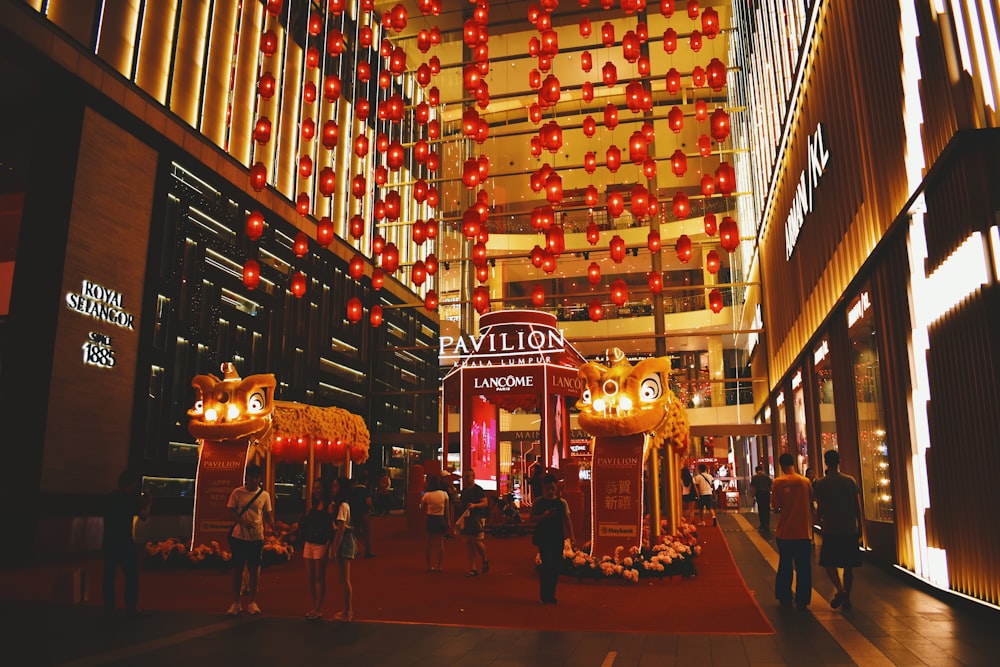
[65,279,135,371]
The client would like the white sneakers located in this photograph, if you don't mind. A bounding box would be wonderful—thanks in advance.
[246,602,261,615]
[226,602,242,615]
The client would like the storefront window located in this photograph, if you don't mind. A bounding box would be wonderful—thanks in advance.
[792,369,808,472]
[814,338,838,456]
[848,288,893,523]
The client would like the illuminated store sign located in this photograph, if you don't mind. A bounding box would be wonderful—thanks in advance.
[65,279,135,329]
[791,370,802,390]
[847,290,872,329]
[814,339,829,365]
[785,123,830,260]
[82,331,115,369]
[440,328,567,365]
[472,374,535,392]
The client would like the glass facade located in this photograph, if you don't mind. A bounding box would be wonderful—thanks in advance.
[847,287,892,524]
[813,337,838,456]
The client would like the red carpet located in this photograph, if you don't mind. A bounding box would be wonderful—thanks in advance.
[3,516,773,635]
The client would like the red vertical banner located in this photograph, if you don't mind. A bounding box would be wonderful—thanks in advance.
[590,434,645,559]
[191,441,249,548]
[468,395,497,488]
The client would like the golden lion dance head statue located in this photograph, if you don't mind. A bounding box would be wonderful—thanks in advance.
[576,348,689,452]
[187,362,275,443]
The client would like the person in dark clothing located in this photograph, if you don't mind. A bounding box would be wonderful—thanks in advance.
[350,470,374,557]
[530,474,575,605]
[749,464,773,531]
[527,462,545,506]
[103,470,152,616]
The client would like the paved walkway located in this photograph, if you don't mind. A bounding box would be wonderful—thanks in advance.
[2,511,997,666]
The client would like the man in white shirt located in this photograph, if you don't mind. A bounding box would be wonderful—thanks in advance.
[692,464,718,526]
[225,463,273,615]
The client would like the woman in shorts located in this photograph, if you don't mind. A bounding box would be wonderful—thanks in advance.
[420,473,453,572]
[298,478,335,620]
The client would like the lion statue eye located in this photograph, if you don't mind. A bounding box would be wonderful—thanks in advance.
[247,392,266,413]
[638,375,663,402]
[193,400,204,413]
[580,388,592,404]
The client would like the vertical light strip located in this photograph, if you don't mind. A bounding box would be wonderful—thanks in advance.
[949,0,974,75]
[964,1,998,109]
[990,225,1000,281]
[975,0,1000,113]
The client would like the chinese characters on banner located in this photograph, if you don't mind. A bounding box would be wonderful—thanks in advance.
[191,440,249,548]
[589,434,645,558]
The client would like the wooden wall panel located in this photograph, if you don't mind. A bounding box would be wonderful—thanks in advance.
[40,109,157,495]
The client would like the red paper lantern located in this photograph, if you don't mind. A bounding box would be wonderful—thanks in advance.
[704,212,718,236]
[258,72,276,99]
[321,120,338,150]
[665,68,682,95]
[711,107,731,142]
[607,190,625,218]
[631,184,649,217]
[622,31,641,62]
[698,134,713,157]
[603,103,620,130]
[690,30,703,53]
[609,234,626,262]
[601,22,615,47]
[688,0,700,19]
[381,243,399,273]
[643,158,657,179]
[720,216,739,252]
[709,288,724,314]
[472,286,490,314]
[530,245,545,268]
[705,249,721,274]
[424,290,438,311]
[648,272,663,294]
[249,162,267,192]
[673,191,691,218]
[246,210,265,240]
[668,106,685,133]
[707,58,727,91]
[638,55,651,77]
[581,51,592,72]
[293,232,309,257]
[628,132,647,163]
[349,254,365,281]
[701,174,716,197]
[586,219,600,245]
[580,17,592,37]
[412,220,427,245]
[371,268,384,290]
[317,216,334,247]
[671,149,688,177]
[370,305,383,327]
[676,234,693,263]
[243,259,260,290]
[296,192,310,216]
[702,7,720,38]
[347,297,363,323]
[589,299,603,322]
[351,174,366,199]
[373,234,385,255]
[426,218,439,239]
[291,271,306,298]
[663,27,678,54]
[349,214,364,240]
[585,186,600,210]
[260,30,278,56]
[602,61,618,87]
[606,146,621,173]
[532,285,546,306]
[647,229,661,252]
[411,260,427,286]
[253,117,271,144]
[611,279,628,306]
[587,262,601,285]
[582,81,594,102]
[583,115,597,137]
[425,253,438,275]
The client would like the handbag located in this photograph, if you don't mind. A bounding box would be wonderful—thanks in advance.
[229,487,265,543]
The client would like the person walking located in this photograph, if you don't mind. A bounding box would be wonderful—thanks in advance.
[298,478,335,620]
[749,464,773,531]
[771,453,814,610]
[225,463,273,616]
[680,466,697,523]
[350,469,375,558]
[458,469,490,577]
[330,476,356,621]
[102,470,152,617]
[375,468,392,516]
[814,449,864,610]
[692,463,717,526]
[530,474,575,605]
[420,473,453,571]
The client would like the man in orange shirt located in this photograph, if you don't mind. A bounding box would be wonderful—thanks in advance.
[771,452,814,610]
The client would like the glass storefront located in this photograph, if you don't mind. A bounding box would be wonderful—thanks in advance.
[847,287,893,523]
[813,338,838,457]
[775,391,787,459]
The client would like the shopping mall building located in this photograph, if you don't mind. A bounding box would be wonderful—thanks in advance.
[1,1,997,609]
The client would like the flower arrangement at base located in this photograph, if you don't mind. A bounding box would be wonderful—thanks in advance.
[144,531,295,569]
[543,517,701,583]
